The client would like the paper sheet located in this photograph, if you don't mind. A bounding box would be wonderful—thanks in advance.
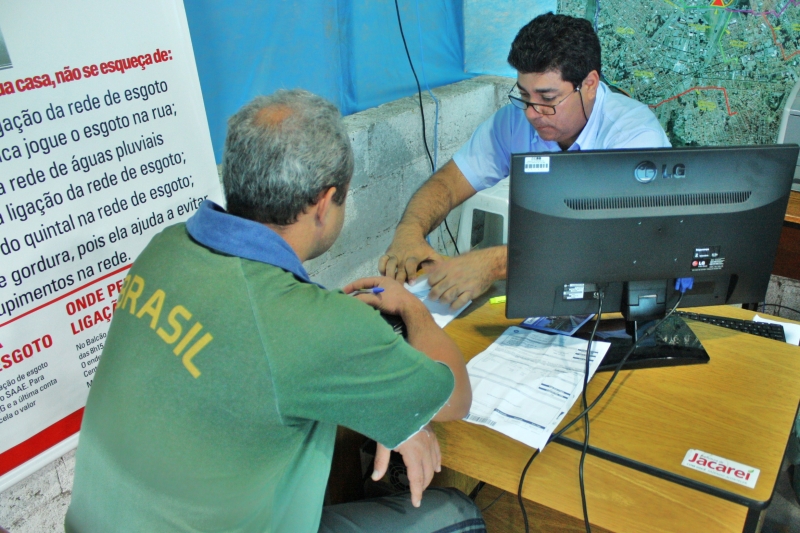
[753,314,800,346]
[464,326,610,450]
[405,276,471,328]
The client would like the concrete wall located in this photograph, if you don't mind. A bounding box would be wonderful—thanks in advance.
[766,275,800,322]
[0,75,512,532]
[305,75,512,288]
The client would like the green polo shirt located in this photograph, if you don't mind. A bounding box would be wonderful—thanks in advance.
[66,210,454,533]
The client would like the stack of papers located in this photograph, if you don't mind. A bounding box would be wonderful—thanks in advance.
[464,327,610,450]
[405,276,471,328]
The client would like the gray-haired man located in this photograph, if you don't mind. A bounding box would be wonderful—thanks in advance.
[66,90,484,533]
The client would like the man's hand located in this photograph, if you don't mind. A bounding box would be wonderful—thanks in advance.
[371,424,441,508]
[379,231,443,285]
[343,276,425,317]
[378,160,476,284]
[426,247,506,309]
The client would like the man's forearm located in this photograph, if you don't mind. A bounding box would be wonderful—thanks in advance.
[477,245,507,281]
[397,176,458,239]
[400,303,471,420]
[397,160,477,239]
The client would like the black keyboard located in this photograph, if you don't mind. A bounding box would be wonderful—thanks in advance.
[675,311,786,342]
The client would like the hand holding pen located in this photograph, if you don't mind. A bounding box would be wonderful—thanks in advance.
[343,276,423,318]
[349,287,385,296]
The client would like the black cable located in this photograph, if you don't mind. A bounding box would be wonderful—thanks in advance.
[517,293,685,533]
[759,302,800,317]
[468,480,486,501]
[579,294,604,533]
[393,0,432,171]
[480,489,506,513]
[519,295,602,533]
[579,409,591,533]
[517,448,540,532]
[577,85,589,122]
[443,217,460,256]
[393,0,460,256]
[551,293,684,441]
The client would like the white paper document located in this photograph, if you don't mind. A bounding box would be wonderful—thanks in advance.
[464,326,611,450]
[405,276,471,328]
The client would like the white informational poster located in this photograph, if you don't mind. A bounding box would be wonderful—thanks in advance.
[0,1,223,490]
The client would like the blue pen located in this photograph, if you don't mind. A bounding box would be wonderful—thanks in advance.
[350,287,385,296]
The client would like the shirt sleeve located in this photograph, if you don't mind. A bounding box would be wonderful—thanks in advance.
[264,287,455,449]
[453,105,519,192]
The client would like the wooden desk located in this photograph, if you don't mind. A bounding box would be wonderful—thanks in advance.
[436,303,800,533]
[786,190,800,225]
[774,190,800,279]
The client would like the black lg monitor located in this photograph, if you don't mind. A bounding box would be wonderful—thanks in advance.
[505,145,798,370]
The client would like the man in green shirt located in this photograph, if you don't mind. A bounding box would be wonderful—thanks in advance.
[66,90,483,532]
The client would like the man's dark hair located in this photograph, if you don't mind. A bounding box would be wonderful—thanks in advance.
[507,13,601,87]
[222,89,353,226]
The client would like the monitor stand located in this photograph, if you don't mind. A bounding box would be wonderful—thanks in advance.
[577,314,710,372]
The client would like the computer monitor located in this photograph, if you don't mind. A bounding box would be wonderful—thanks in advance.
[505,144,798,369]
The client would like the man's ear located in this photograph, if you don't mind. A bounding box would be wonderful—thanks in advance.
[582,70,600,99]
[314,186,338,224]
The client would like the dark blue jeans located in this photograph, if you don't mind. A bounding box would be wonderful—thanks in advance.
[318,487,486,533]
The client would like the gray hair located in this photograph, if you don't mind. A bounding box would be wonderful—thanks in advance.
[222,89,353,225]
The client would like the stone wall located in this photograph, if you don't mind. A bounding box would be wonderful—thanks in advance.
[766,275,800,322]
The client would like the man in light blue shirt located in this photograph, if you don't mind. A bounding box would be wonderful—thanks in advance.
[380,13,670,307]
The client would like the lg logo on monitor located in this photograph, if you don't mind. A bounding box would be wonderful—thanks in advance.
[634,161,686,183]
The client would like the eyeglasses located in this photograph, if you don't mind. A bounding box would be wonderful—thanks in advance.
[508,86,580,115]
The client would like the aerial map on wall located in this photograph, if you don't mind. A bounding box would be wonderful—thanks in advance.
[559,0,800,146]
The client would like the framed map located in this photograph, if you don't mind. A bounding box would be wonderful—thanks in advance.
[560,0,800,146]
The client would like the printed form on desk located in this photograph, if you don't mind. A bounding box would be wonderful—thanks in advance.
[464,327,610,450]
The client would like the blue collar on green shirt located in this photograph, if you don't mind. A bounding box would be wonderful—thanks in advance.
[185,200,321,287]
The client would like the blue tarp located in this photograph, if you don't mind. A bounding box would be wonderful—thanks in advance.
[463,0,556,77]
[185,1,472,162]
